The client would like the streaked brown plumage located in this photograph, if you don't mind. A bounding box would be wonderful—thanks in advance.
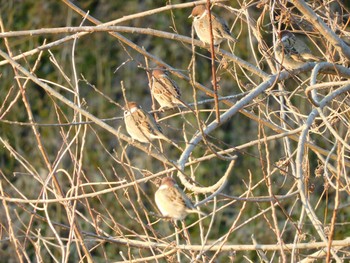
[151,69,182,109]
[123,101,169,143]
[189,5,237,45]
[155,177,206,220]
[275,30,321,69]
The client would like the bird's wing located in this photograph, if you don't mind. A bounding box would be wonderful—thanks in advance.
[174,185,196,210]
[175,185,207,216]
[163,187,187,208]
[154,77,181,98]
[213,14,236,42]
[299,52,321,61]
[295,39,321,61]
[218,16,231,35]
[285,46,307,62]
[135,109,163,136]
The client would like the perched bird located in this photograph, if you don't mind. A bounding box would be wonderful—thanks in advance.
[151,69,182,110]
[123,101,171,143]
[154,177,206,220]
[275,30,321,69]
[189,5,237,45]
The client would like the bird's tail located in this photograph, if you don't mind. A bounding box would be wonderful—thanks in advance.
[159,134,183,151]
[187,208,207,217]
[227,34,238,43]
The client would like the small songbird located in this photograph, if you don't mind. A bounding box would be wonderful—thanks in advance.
[123,101,170,143]
[154,177,206,220]
[151,69,182,110]
[189,5,237,45]
[275,30,321,69]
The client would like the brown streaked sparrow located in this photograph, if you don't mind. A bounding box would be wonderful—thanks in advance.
[275,30,321,70]
[151,69,182,110]
[154,177,206,220]
[189,5,237,46]
[123,101,170,143]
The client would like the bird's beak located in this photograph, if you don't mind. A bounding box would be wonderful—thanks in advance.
[188,14,192,19]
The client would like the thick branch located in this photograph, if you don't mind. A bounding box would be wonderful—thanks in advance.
[290,0,350,59]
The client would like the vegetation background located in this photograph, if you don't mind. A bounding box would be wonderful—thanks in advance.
[0,0,350,262]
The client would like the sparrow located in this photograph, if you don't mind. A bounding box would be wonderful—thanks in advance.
[151,69,182,110]
[154,177,206,220]
[123,101,171,143]
[275,30,321,69]
[189,5,237,46]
